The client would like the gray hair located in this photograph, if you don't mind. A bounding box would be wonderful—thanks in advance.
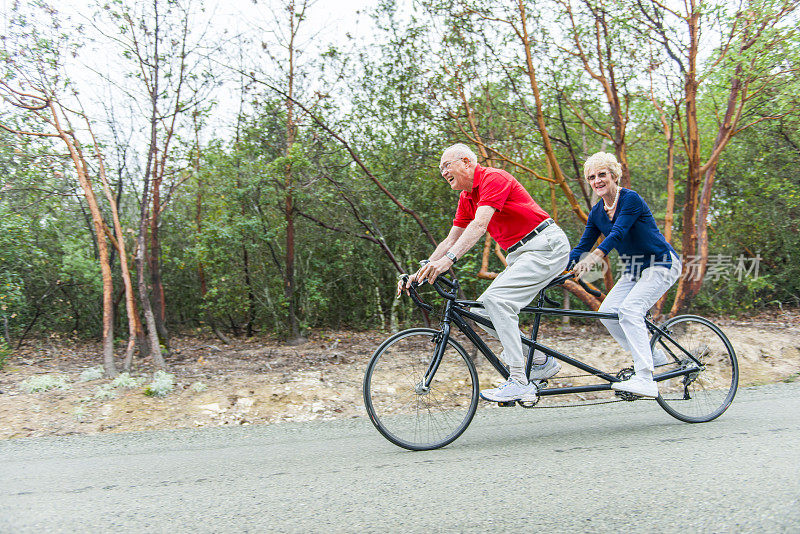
[584,152,622,183]
[443,143,478,165]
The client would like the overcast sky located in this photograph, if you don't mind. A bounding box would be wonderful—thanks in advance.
[0,0,387,156]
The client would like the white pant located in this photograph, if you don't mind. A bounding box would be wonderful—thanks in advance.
[598,254,682,378]
[471,224,570,382]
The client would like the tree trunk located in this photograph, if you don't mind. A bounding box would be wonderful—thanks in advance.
[2,314,9,347]
[137,148,165,367]
[283,0,302,342]
[89,125,146,372]
[693,67,744,293]
[243,244,257,337]
[669,4,701,315]
[50,106,117,376]
[663,123,676,244]
[149,177,170,353]
[136,205,165,368]
[652,120,675,318]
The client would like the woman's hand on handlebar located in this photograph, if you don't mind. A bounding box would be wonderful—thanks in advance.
[572,249,604,279]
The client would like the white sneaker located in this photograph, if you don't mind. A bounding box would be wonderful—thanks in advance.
[529,356,561,381]
[480,377,539,403]
[612,375,659,397]
[652,347,670,367]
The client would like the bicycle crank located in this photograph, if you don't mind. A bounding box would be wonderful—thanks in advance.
[495,399,539,408]
[614,367,641,402]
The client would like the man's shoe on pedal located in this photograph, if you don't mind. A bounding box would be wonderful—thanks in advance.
[529,356,561,381]
[612,374,659,398]
[480,377,538,403]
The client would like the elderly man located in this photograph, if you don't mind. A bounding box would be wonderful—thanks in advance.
[399,143,570,403]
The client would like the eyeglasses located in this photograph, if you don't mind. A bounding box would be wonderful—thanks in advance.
[439,158,464,173]
[586,171,608,182]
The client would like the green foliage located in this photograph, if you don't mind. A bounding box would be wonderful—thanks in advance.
[93,384,118,400]
[1,0,798,354]
[143,370,175,398]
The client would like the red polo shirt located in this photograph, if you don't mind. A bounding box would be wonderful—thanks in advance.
[453,165,550,250]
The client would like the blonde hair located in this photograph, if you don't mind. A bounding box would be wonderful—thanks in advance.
[583,152,622,183]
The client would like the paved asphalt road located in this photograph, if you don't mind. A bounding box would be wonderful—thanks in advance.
[1,382,799,533]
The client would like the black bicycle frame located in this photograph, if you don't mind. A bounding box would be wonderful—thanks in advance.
[422,287,701,397]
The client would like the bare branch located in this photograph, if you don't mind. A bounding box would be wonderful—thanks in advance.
[0,122,61,138]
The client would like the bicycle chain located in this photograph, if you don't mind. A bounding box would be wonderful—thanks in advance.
[517,396,657,409]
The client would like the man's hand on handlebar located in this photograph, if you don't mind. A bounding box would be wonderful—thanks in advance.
[396,257,454,298]
[396,272,415,298]
[417,256,452,286]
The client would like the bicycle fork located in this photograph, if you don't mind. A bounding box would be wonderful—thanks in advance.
[418,302,455,393]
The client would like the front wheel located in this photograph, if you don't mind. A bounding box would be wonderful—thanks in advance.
[651,315,738,423]
[363,328,479,450]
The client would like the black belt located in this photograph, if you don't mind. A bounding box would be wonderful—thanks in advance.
[507,218,555,253]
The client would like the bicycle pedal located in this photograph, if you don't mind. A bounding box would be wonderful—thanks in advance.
[614,390,641,401]
[497,401,517,407]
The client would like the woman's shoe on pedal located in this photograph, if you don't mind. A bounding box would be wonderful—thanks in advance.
[612,375,659,397]
[480,377,539,403]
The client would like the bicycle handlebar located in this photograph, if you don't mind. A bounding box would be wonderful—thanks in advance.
[549,271,604,298]
[400,274,434,311]
[401,270,601,311]
[401,274,459,311]
[575,275,602,298]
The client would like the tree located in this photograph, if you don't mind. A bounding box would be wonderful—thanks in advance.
[0,1,145,375]
[556,0,643,187]
[637,0,800,312]
[101,0,217,358]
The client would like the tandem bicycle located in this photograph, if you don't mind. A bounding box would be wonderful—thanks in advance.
[362,272,739,450]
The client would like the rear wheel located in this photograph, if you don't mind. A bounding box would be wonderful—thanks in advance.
[363,328,479,450]
[651,315,738,423]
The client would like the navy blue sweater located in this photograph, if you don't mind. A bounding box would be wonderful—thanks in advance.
[569,188,676,277]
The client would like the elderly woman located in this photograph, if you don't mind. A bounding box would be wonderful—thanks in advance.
[570,152,681,397]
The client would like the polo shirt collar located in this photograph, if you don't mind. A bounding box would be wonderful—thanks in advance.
[471,164,485,192]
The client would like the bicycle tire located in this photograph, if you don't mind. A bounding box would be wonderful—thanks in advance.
[651,315,738,423]
[363,328,479,450]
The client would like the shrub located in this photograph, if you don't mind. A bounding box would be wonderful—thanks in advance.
[111,372,144,389]
[93,384,118,400]
[20,374,71,393]
[73,405,87,422]
[189,381,208,393]
[79,366,104,382]
[144,370,175,398]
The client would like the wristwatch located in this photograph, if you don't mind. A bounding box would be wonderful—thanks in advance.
[444,251,457,264]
